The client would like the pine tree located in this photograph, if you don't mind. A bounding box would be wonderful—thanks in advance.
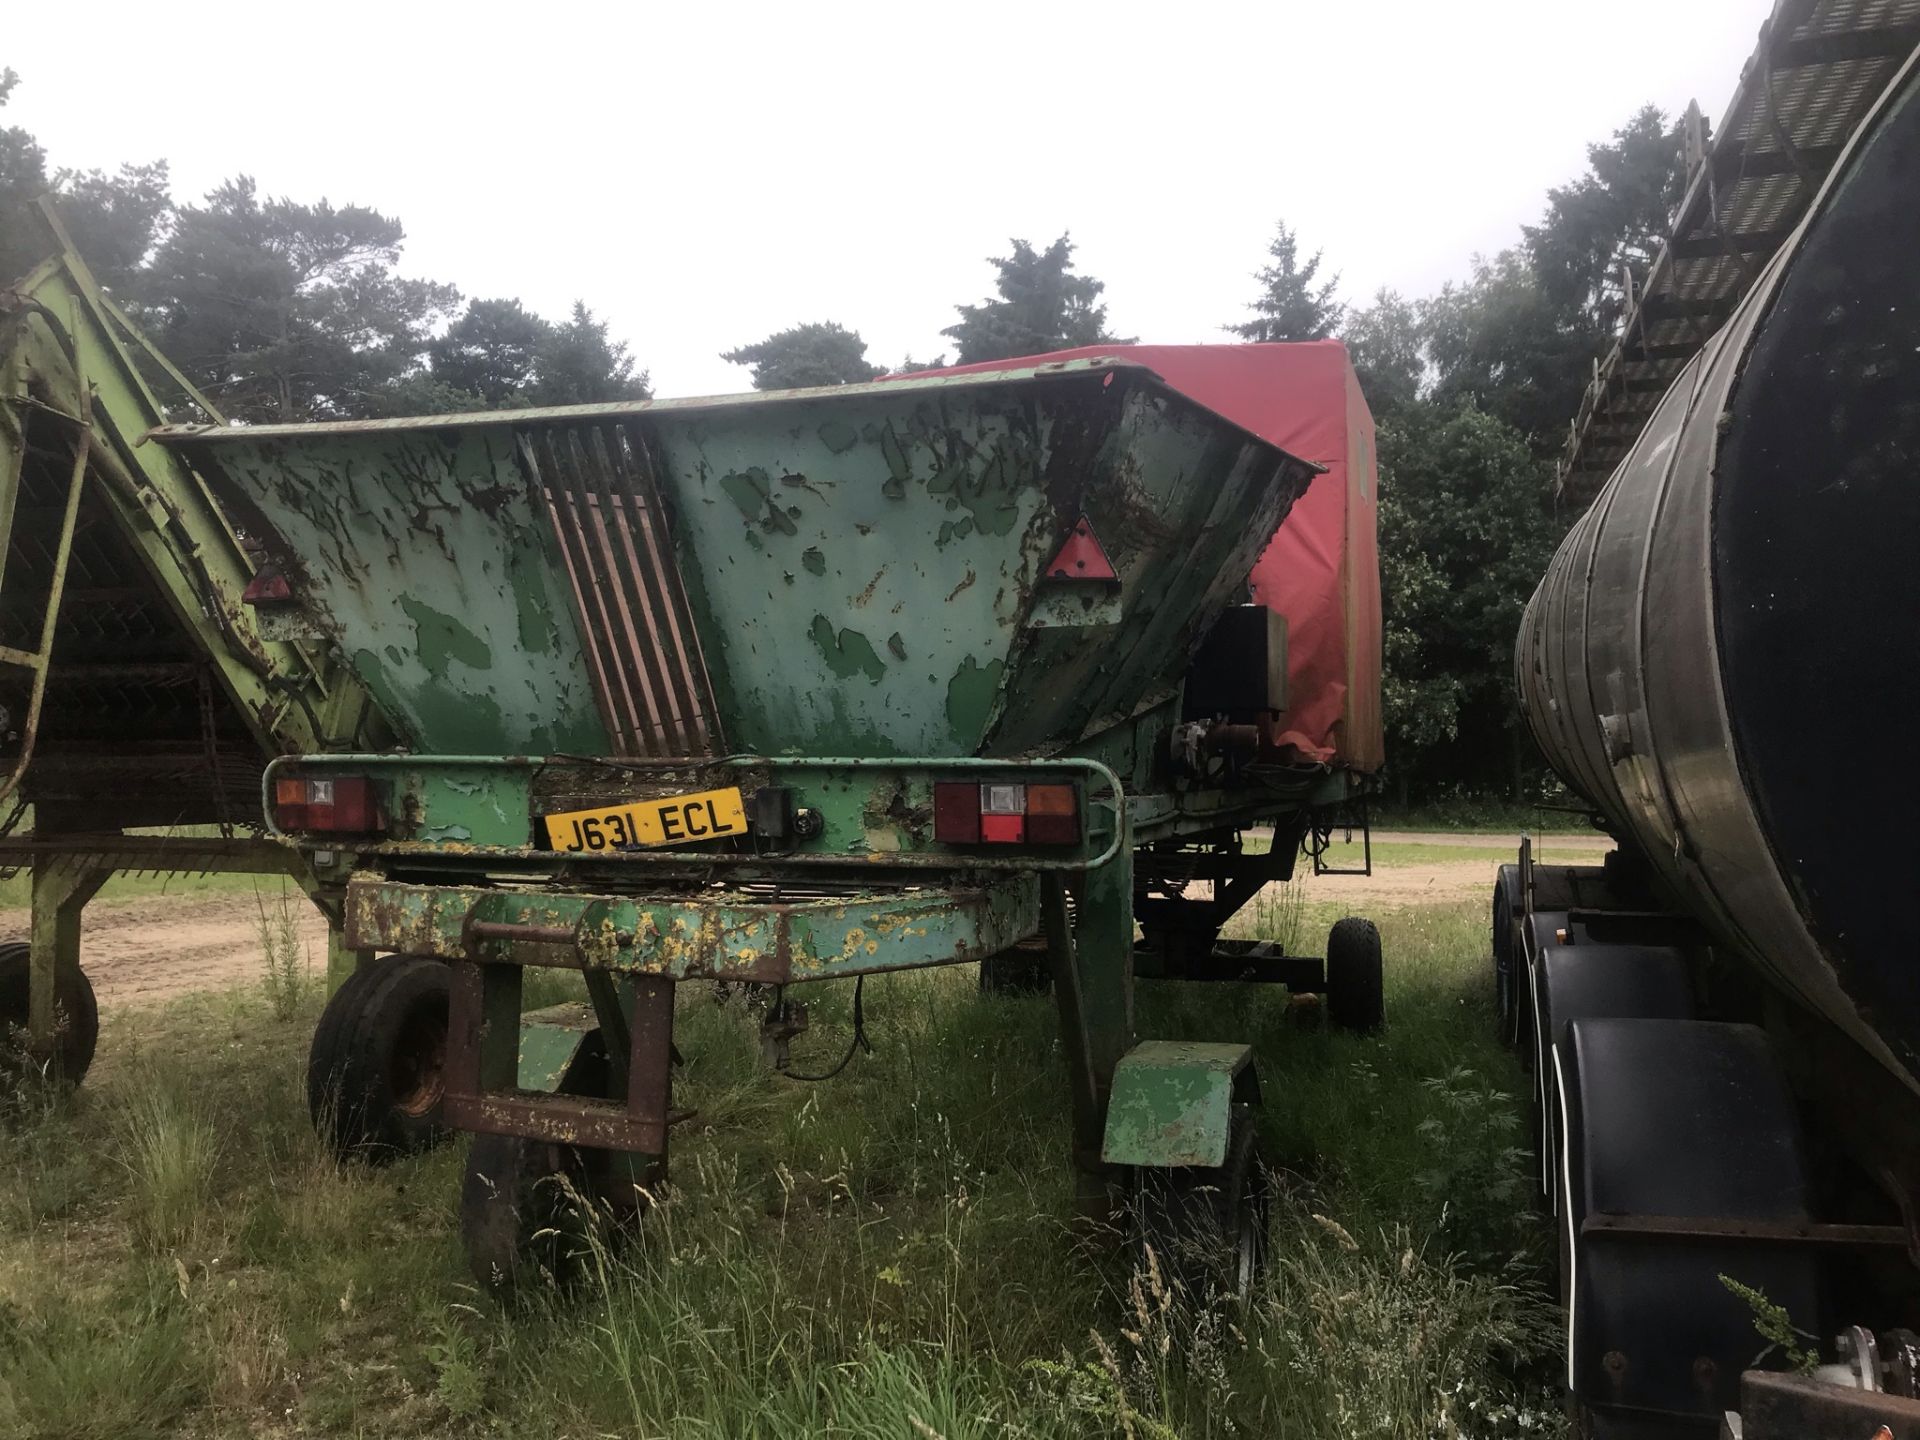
[941,235,1129,363]
[722,321,883,390]
[1230,221,1344,342]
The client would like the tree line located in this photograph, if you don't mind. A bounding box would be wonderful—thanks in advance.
[0,67,1680,802]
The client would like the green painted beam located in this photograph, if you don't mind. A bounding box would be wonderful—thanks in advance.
[0,209,389,757]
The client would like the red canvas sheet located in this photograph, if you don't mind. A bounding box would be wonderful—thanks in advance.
[896,343,1383,772]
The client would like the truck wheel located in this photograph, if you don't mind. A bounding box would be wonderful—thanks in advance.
[1132,1104,1271,1305]
[978,941,1051,995]
[1326,918,1384,1033]
[1553,1018,1819,1428]
[307,954,452,1163]
[1492,867,1526,1049]
[0,941,99,1086]
[461,1131,601,1300]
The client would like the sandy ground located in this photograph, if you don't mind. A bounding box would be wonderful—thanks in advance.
[1237,829,1612,909]
[0,892,330,1010]
[0,829,1611,1012]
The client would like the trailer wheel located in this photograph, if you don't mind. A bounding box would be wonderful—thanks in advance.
[1326,918,1384,1033]
[307,954,452,1163]
[460,1132,602,1300]
[1132,1104,1271,1305]
[0,941,98,1086]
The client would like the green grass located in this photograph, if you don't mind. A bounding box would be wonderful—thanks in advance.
[1371,799,1598,835]
[1245,831,1609,870]
[0,895,1563,1438]
[1317,839,1607,870]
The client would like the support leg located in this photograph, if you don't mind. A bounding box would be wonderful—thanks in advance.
[1046,825,1135,1211]
[603,975,674,1218]
[29,855,106,1061]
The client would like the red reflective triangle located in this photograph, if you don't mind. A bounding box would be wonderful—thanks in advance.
[242,564,294,604]
[1044,515,1117,582]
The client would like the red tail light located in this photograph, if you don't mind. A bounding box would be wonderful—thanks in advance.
[933,781,1079,847]
[274,774,383,833]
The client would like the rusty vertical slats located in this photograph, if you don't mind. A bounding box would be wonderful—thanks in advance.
[616,420,719,753]
[560,428,673,752]
[521,421,720,759]
[584,422,691,752]
[546,427,651,751]
[573,427,686,754]
[521,432,642,755]
[595,422,708,753]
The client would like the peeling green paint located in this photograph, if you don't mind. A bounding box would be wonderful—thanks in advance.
[880,425,911,484]
[801,548,827,576]
[946,654,1004,748]
[399,595,492,676]
[720,467,770,519]
[513,569,556,655]
[809,615,887,684]
[817,418,858,454]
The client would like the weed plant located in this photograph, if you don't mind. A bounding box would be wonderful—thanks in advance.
[255,882,310,1022]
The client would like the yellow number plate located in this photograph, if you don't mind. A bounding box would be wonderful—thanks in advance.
[543,786,748,852]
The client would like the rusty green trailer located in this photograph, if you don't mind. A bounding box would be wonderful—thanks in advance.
[145,345,1382,1295]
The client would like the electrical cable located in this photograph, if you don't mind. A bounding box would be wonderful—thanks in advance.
[779,975,872,1082]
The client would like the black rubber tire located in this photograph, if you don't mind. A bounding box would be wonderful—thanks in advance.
[1133,1104,1272,1306]
[0,940,99,1086]
[1492,867,1527,1050]
[978,945,1051,995]
[306,954,452,1163]
[1555,1019,1819,1426]
[460,1131,601,1300]
[1325,917,1385,1033]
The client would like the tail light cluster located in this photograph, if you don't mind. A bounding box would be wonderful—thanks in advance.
[273,775,384,834]
[932,780,1080,846]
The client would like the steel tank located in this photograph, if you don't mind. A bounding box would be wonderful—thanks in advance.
[1517,50,1920,1092]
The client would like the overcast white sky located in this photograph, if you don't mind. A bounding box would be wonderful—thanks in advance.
[9,0,1767,398]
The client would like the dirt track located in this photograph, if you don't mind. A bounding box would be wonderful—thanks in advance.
[0,830,1609,1012]
[0,892,330,1010]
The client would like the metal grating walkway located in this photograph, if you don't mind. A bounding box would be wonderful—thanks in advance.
[1557,0,1920,504]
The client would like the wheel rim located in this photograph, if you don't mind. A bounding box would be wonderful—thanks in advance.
[390,1001,449,1118]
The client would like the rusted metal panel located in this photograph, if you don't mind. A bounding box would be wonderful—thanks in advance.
[1736,1368,1920,1439]
[445,1090,665,1154]
[343,869,1039,983]
[160,359,1317,764]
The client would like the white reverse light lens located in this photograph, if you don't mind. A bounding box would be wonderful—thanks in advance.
[980,783,1025,814]
[308,779,335,805]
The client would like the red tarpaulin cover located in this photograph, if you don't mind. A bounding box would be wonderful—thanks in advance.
[896,343,1383,772]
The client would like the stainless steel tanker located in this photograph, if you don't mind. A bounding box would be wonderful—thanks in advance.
[1496,44,1920,1440]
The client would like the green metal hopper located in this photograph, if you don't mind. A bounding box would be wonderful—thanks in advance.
[163,358,1315,765]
